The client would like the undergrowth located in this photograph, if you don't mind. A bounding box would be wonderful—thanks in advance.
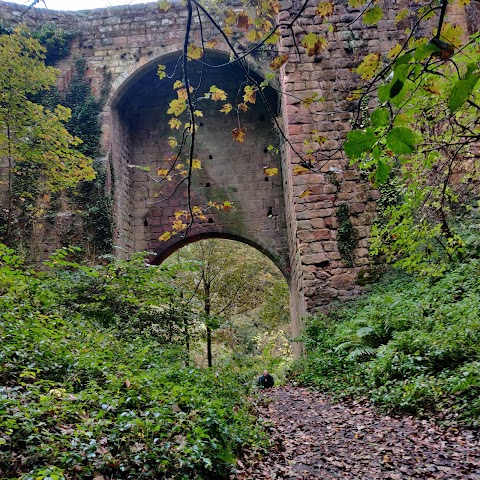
[293,260,480,427]
[0,245,267,479]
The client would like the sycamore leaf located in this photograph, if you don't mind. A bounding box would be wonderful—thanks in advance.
[177,87,193,100]
[158,0,171,12]
[363,7,383,26]
[344,127,377,159]
[173,80,184,89]
[157,168,169,176]
[237,12,251,30]
[194,110,203,117]
[439,22,463,48]
[395,9,409,23]
[187,43,203,60]
[243,85,257,104]
[293,165,311,175]
[222,201,234,212]
[316,2,333,18]
[386,127,416,154]
[265,32,280,45]
[191,159,202,169]
[388,44,402,59]
[264,167,278,176]
[225,9,236,26]
[175,210,187,219]
[210,86,227,101]
[167,98,187,116]
[237,103,249,112]
[301,33,327,56]
[220,103,233,114]
[173,219,187,231]
[299,189,312,198]
[206,38,218,49]
[349,0,367,7]
[232,127,246,142]
[448,73,480,113]
[356,53,381,80]
[159,231,172,241]
[168,137,178,147]
[169,118,182,129]
[270,54,289,70]
[157,64,166,80]
[247,29,260,42]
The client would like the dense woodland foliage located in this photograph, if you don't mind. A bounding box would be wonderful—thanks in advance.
[294,258,480,427]
[0,244,288,479]
[0,0,479,478]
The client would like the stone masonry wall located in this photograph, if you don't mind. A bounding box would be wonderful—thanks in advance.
[0,0,471,337]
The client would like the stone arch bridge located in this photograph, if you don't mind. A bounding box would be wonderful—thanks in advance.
[0,0,474,349]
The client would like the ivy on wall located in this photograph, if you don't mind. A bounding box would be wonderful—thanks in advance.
[336,203,358,267]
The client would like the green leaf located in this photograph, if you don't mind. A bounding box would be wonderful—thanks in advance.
[386,127,416,154]
[413,42,439,61]
[448,74,480,113]
[363,7,383,25]
[375,159,391,184]
[371,108,390,127]
[344,127,378,159]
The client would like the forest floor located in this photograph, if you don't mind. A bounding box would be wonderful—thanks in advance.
[236,386,480,480]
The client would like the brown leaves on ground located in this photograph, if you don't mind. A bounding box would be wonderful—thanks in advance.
[236,386,480,479]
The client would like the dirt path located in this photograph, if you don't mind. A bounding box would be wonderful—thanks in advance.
[236,386,480,479]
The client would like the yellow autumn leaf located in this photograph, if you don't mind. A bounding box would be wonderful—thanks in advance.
[187,43,203,60]
[299,189,312,198]
[173,220,187,231]
[175,163,185,170]
[175,210,187,219]
[439,22,463,48]
[237,103,249,112]
[243,85,257,104]
[194,110,203,117]
[388,43,402,59]
[395,9,409,24]
[316,2,333,18]
[168,137,178,148]
[293,165,310,175]
[263,167,279,177]
[232,127,246,142]
[206,39,218,49]
[301,33,327,56]
[173,80,184,89]
[169,118,182,129]
[157,168,169,177]
[222,201,234,212]
[356,52,381,81]
[247,29,259,42]
[210,86,228,101]
[167,98,187,116]
[158,0,171,12]
[220,103,233,114]
[191,159,202,169]
[159,231,172,241]
[157,64,166,80]
[270,54,289,70]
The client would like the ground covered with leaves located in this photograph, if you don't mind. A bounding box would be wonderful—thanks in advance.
[238,386,480,480]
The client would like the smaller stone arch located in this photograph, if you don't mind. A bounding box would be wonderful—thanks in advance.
[151,231,291,283]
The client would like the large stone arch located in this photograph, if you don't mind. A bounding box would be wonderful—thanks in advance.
[107,48,290,279]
